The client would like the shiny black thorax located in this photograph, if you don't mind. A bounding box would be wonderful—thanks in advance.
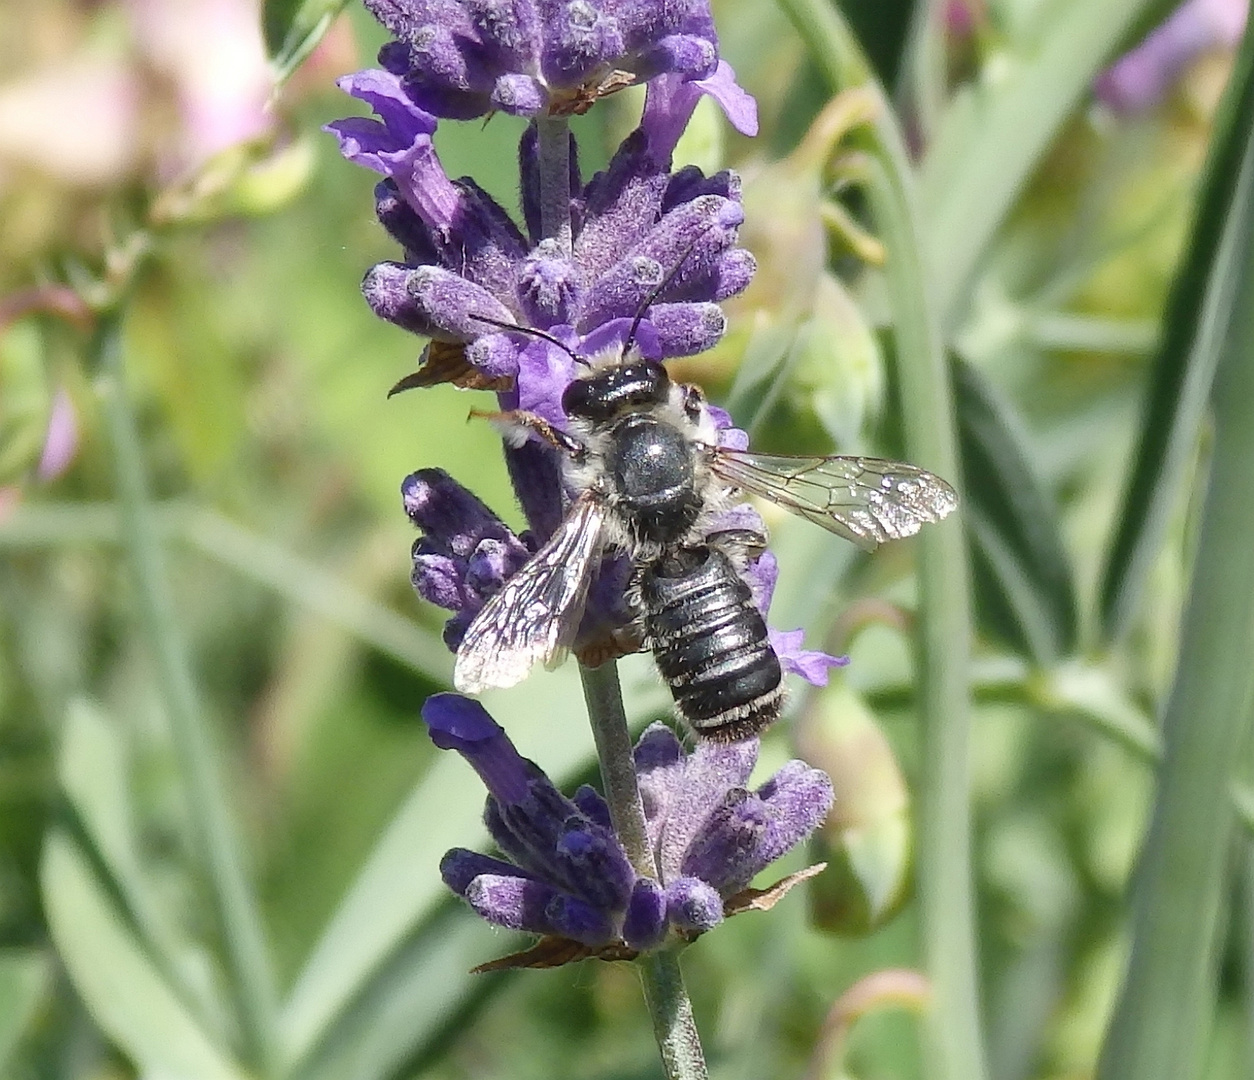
[562,361,702,545]
[561,360,783,740]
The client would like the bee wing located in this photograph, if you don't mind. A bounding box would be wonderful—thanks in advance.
[454,493,609,693]
[709,449,958,552]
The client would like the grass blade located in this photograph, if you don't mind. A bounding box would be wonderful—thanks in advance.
[772,5,983,1079]
[919,0,1171,330]
[264,0,351,87]
[95,315,278,1073]
[1096,28,1254,1076]
[42,831,249,1080]
[954,357,1078,664]
[1097,29,1254,640]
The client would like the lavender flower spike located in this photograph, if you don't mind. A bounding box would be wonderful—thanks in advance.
[426,696,833,968]
[361,0,758,129]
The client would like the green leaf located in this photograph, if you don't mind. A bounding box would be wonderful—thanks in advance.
[1097,26,1254,640]
[265,0,351,86]
[1095,21,1254,1080]
[57,699,231,1043]
[278,657,670,1074]
[41,830,248,1080]
[294,912,513,1080]
[0,950,52,1072]
[773,5,983,1080]
[918,0,1172,331]
[953,357,1078,664]
[724,321,795,433]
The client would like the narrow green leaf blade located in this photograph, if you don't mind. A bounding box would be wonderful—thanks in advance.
[1097,29,1254,640]
[919,0,1172,330]
[265,0,351,86]
[41,831,249,1080]
[0,950,52,1071]
[294,912,513,1080]
[953,357,1078,664]
[1095,28,1254,1076]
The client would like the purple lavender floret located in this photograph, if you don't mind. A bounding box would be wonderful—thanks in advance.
[359,0,760,127]
[326,68,755,377]
[402,468,536,648]
[1095,0,1247,114]
[425,695,832,957]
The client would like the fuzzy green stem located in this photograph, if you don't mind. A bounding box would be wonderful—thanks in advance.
[774,4,984,1080]
[534,115,573,254]
[94,311,278,1075]
[578,662,654,875]
[639,950,710,1080]
[577,662,708,1080]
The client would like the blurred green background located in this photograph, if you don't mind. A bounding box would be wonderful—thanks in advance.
[2,0,1254,1078]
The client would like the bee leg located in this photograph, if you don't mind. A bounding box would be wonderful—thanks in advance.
[471,409,588,460]
[704,528,769,559]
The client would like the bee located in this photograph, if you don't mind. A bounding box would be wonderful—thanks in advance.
[449,317,958,741]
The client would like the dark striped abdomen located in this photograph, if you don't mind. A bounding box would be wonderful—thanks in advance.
[640,547,783,741]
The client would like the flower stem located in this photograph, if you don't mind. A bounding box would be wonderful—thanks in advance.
[639,950,711,1080]
[774,5,984,1080]
[534,115,573,254]
[577,661,708,1080]
[578,661,653,875]
[94,310,278,1075]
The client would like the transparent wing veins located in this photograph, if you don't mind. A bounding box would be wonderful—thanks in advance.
[709,449,958,551]
[454,494,608,693]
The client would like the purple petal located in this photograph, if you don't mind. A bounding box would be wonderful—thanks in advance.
[516,336,579,427]
[540,2,625,86]
[401,468,517,554]
[515,241,584,328]
[741,549,777,615]
[571,784,613,829]
[463,875,615,945]
[578,316,662,361]
[648,302,726,356]
[693,60,758,136]
[465,332,523,379]
[504,440,566,540]
[633,723,688,851]
[1095,0,1247,114]
[656,737,758,880]
[769,628,849,686]
[553,824,637,912]
[405,265,515,339]
[575,130,670,282]
[679,789,768,889]
[492,72,548,114]
[421,693,535,804]
[411,547,466,609]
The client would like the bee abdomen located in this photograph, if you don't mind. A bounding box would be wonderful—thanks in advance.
[641,548,783,741]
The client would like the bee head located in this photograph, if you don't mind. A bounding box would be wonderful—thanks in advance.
[561,359,671,422]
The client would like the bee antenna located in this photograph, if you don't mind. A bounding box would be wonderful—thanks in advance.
[470,313,590,368]
[621,236,706,362]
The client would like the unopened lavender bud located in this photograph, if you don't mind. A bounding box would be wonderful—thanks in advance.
[623,878,668,950]
[665,877,724,934]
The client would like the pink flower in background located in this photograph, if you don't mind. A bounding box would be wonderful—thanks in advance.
[126,0,275,170]
[1096,0,1248,113]
[36,388,79,483]
[0,58,142,185]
